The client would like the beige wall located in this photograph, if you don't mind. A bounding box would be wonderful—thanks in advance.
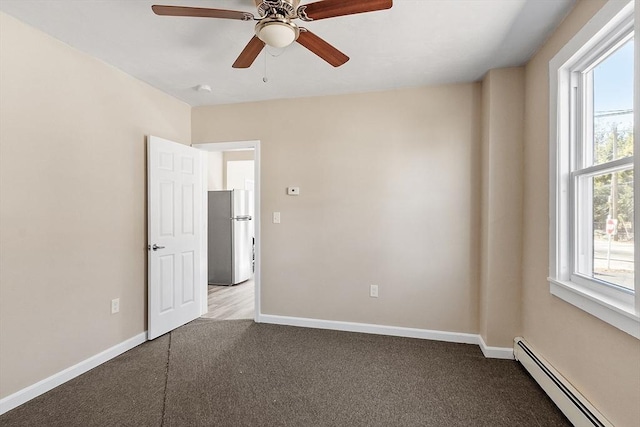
[223,150,255,162]
[193,85,483,333]
[207,151,223,190]
[0,12,191,398]
[479,68,524,347]
[226,160,254,191]
[522,1,640,426]
[222,150,255,190]
[207,149,257,192]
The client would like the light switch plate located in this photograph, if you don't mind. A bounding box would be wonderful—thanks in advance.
[370,285,378,298]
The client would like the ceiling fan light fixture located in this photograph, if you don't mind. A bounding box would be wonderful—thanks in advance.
[256,20,298,48]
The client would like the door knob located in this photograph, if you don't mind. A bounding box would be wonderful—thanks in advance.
[152,244,165,251]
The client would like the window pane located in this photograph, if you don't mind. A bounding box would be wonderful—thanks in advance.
[580,169,635,290]
[592,38,634,166]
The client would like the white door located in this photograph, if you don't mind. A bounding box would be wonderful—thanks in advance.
[148,136,204,340]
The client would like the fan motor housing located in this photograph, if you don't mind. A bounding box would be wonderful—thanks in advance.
[256,0,300,18]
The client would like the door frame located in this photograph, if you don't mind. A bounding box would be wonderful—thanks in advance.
[192,140,261,321]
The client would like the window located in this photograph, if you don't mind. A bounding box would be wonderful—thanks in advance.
[549,0,639,338]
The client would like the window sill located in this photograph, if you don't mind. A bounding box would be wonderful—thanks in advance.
[548,278,639,339]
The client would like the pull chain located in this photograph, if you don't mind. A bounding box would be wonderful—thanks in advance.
[263,50,268,83]
[262,46,286,83]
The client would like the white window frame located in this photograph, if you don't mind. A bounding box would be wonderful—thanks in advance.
[549,0,639,339]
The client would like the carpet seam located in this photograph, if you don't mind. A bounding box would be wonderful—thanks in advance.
[160,332,172,427]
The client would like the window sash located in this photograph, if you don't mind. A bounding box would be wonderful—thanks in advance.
[571,167,635,295]
[571,156,634,179]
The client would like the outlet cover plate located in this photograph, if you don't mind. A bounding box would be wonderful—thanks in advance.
[111,298,120,314]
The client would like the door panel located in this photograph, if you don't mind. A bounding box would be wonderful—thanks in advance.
[182,184,194,234]
[181,156,194,174]
[182,251,195,304]
[160,182,174,236]
[159,254,175,312]
[148,136,203,339]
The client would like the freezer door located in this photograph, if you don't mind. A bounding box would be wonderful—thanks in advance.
[208,191,232,284]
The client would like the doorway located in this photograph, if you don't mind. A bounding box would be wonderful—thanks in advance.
[193,141,261,322]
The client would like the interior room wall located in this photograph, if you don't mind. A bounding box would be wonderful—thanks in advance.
[0,12,191,399]
[207,151,223,190]
[226,160,255,191]
[193,84,484,335]
[222,150,255,190]
[522,1,640,425]
[479,67,524,348]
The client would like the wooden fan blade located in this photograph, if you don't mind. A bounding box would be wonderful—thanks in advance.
[152,5,254,21]
[300,0,392,21]
[232,36,266,68]
[296,29,349,67]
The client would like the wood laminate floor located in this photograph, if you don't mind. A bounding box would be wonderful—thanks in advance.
[201,278,254,320]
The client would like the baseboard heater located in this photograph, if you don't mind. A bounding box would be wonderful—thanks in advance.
[514,338,612,427]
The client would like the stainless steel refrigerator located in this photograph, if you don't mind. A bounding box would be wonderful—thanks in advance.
[208,190,253,285]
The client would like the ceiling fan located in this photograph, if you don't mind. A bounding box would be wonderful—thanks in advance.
[152,0,393,68]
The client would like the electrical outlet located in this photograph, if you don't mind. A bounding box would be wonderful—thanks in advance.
[111,298,120,314]
[273,212,281,224]
[370,285,378,298]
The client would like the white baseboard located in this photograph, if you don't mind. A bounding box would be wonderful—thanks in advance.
[0,320,516,416]
[479,335,515,359]
[514,337,612,427]
[0,332,147,416]
[257,314,513,359]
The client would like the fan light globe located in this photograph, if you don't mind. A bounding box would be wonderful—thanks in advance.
[258,22,296,48]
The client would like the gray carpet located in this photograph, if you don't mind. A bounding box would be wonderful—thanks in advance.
[0,319,570,426]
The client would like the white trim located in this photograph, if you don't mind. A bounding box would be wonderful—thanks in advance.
[0,332,147,415]
[514,337,614,427]
[478,335,515,360]
[199,150,208,315]
[636,0,640,315]
[258,314,513,359]
[192,141,261,321]
[550,279,640,338]
[194,141,260,151]
[549,1,634,73]
[258,314,477,343]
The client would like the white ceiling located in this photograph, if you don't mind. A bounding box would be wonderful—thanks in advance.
[0,0,575,106]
